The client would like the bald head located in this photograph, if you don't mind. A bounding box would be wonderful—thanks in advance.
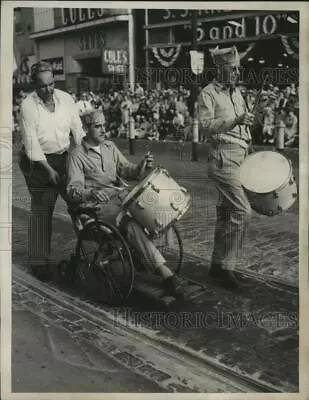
[82,111,106,146]
[81,110,105,128]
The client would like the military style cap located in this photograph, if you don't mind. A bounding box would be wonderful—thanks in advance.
[210,46,240,66]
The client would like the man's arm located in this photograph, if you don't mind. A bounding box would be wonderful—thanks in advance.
[66,153,94,203]
[20,100,47,162]
[112,143,143,180]
[198,91,240,136]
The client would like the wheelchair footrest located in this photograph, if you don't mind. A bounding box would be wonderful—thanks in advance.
[134,272,176,306]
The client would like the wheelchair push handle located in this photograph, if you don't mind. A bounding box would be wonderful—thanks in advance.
[71,202,101,216]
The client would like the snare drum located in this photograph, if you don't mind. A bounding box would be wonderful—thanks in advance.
[240,151,298,216]
[122,167,191,235]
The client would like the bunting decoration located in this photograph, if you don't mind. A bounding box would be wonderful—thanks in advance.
[151,45,182,67]
[280,35,299,59]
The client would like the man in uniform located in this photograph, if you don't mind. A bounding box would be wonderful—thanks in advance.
[19,61,85,280]
[198,46,255,289]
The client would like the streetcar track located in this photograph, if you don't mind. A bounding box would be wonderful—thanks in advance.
[178,250,298,295]
[13,266,287,393]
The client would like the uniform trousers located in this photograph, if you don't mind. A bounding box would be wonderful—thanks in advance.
[208,142,252,270]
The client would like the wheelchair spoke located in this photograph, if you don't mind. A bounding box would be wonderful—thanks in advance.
[105,267,125,299]
[76,221,135,304]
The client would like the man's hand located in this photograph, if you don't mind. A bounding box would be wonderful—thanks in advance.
[237,112,255,126]
[47,168,60,186]
[91,189,110,203]
[144,151,154,169]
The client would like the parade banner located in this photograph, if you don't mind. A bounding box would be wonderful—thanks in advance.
[190,50,204,75]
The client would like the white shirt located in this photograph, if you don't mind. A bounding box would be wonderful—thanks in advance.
[173,112,184,127]
[20,89,85,161]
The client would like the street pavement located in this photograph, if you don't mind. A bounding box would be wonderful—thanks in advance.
[9,143,300,393]
[11,142,299,286]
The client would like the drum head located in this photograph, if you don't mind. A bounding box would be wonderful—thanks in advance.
[240,151,291,193]
[121,167,159,206]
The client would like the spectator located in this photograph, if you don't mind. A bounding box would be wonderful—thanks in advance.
[262,106,275,144]
[135,82,144,98]
[172,110,185,141]
[120,94,132,127]
[12,82,299,147]
[76,92,93,116]
[175,94,188,115]
[283,108,298,147]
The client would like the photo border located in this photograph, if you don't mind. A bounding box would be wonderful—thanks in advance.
[1,1,308,399]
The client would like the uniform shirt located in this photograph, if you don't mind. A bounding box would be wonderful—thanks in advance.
[20,89,85,162]
[198,80,251,144]
[66,139,141,203]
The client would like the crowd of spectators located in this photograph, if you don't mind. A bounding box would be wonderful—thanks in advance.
[12,81,299,147]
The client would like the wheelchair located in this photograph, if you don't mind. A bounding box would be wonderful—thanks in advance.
[58,202,184,305]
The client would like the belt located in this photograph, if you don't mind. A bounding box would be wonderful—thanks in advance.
[211,134,250,149]
[21,146,68,158]
[45,150,68,156]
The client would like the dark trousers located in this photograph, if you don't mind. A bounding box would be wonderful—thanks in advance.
[19,150,68,266]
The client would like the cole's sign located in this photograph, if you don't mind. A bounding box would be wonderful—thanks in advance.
[61,8,127,26]
[102,49,128,74]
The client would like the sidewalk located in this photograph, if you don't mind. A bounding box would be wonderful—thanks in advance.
[12,307,164,393]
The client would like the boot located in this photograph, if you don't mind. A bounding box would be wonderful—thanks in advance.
[209,262,240,290]
[163,275,185,299]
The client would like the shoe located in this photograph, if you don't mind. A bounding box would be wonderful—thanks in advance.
[163,275,185,299]
[31,264,53,282]
[209,263,240,290]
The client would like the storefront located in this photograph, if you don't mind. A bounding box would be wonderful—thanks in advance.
[143,9,299,89]
[30,8,130,93]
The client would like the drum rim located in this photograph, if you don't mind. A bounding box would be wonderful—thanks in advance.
[121,166,161,207]
[240,151,293,194]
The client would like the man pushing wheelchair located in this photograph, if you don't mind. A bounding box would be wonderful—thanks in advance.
[66,110,185,299]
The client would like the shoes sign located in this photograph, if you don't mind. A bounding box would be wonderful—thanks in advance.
[101,49,128,74]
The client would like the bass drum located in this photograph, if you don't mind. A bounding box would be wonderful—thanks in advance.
[122,167,191,235]
[240,151,298,216]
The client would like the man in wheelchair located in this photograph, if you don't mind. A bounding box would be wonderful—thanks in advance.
[66,110,184,299]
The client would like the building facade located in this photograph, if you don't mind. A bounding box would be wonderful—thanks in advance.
[142,9,299,89]
[29,8,132,93]
[13,7,37,91]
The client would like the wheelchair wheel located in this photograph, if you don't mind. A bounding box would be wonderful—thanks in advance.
[75,221,135,305]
